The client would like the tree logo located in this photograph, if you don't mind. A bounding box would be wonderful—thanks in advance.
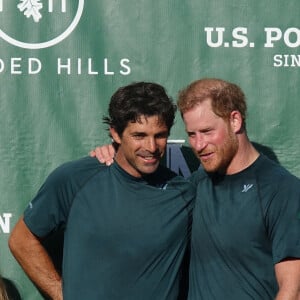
[0,0,84,49]
[18,0,43,23]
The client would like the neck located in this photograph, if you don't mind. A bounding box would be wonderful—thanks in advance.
[226,135,259,175]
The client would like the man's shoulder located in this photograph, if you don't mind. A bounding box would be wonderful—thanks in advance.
[57,156,104,172]
[45,156,106,186]
[248,155,300,201]
[189,166,207,184]
[256,154,299,183]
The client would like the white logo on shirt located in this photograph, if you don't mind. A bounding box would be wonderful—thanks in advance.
[242,184,253,193]
[161,184,168,190]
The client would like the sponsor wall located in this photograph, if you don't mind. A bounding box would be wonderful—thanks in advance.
[0,1,299,298]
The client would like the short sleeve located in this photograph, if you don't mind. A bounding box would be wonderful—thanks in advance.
[24,157,102,237]
[265,174,300,263]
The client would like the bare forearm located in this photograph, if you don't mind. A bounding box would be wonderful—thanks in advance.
[9,218,63,300]
[275,288,300,300]
[275,259,300,300]
[15,242,62,299]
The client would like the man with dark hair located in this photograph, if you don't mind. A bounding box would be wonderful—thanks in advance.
[93,78,300,300]
[9,82,195,300]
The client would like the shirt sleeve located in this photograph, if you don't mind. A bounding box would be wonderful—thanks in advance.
[24,157,102,237]
[264,173,300,264]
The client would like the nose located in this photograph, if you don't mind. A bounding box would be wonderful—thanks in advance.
[145,137,157,153]
[192,134,207,152]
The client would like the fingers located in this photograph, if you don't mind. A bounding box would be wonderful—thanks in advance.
[93,145,116,166]
[107,144,116,160]
[89,150,96,157]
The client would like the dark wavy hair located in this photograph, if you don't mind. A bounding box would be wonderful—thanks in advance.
[103,82,176,136]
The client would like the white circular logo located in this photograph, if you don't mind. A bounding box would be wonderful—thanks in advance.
[0,0,84,49]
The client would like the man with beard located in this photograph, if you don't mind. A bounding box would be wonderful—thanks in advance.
[178,78,300,300]
[93,78,300,300]
[8,82,194,300]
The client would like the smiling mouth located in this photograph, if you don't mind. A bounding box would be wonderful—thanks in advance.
[199,152,213,160]
[139,154,161,162]
[144,155,156,159]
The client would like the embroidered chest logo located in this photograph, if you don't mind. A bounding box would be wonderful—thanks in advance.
[159,183,168,190]
[242,184,253,193]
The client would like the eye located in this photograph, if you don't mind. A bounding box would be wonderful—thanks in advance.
[132,133,145,140]
[187,132,195,138]
[203,129,212,135]
[155,132,169,139]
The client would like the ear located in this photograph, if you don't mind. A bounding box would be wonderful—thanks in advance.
[229,111,243,133]
[109,127,121,144]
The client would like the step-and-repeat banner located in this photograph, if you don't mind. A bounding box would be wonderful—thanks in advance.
[1,1,299,298]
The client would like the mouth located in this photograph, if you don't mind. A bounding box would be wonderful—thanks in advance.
[139,153,161,163]
[199,152,214,161]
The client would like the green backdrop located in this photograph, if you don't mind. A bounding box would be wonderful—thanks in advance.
[0,1,299,298]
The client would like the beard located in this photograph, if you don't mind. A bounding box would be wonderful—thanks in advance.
[197,128,239,174]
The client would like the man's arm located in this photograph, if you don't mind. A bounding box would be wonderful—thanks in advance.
[275,258,300,300]
[8,217,63,300]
